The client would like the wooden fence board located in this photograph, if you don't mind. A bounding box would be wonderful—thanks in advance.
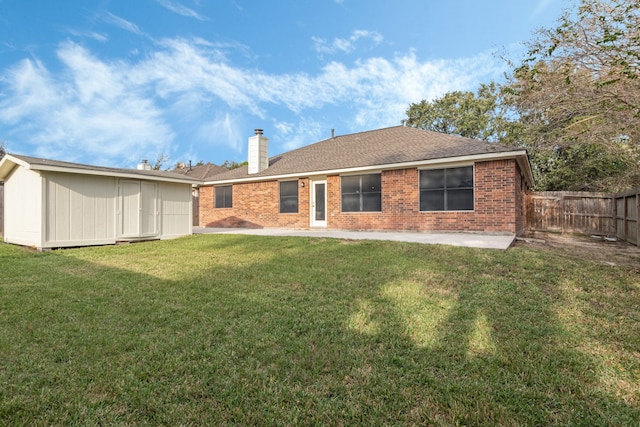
[614,192,639,245]
[527,192,614,235]
[625,194,638,245]
[629,221,638,245]
[192,190,199,226]
[527,194,561,232]
[528,190,639,246]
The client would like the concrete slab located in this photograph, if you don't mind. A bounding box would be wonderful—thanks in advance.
[192,227,515,250]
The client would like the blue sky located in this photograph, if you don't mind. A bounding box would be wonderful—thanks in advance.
[0,0,572,168]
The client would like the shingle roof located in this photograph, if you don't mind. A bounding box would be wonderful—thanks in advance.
[207,126,527,182]
[1,154,202,184]
[172,163,227,180]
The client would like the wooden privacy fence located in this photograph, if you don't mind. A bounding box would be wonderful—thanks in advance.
[527,190,639,246]
[615,190,639,246]
[192,190,199,227]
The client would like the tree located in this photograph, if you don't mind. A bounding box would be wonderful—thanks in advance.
[173,160,206,169]
[503,0,640,191]
[221,160,248,170]
[0,142,5,160]
[402,83,519,143]
[402,0,640,191]
[152,153,170,171]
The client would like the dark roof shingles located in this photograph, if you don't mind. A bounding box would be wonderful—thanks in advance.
[209,126,519,181]
[173,163,226,180]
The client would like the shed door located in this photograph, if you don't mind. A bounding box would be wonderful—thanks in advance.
[140,182,158,236]
[119,180,158,238]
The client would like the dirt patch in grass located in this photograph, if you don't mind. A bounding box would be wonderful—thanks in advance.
[515,231,640,269]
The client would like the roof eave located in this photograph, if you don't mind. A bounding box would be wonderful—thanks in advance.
[1,155,202,185]
[516,154,535,189]
[0,154,29,181]
[32,164,203,184]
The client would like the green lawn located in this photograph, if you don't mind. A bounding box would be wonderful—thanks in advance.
[0,235,638,426]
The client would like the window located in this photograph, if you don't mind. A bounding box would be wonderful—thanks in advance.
[341,174,382,212]
[215,185,232,208]
[279,181,298,213]
[420,166,473,211]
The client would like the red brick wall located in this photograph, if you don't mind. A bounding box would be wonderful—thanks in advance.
[199,179,309,228]
[199,159,527,234]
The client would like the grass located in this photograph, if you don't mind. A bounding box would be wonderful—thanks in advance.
[0,234,639,426]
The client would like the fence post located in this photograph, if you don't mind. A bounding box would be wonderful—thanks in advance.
[561,193,566,233]
[612,194,617,238]
[637,192,640,246]
[624,196,629,242]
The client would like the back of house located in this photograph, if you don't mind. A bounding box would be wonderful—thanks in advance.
[197,126,533,236]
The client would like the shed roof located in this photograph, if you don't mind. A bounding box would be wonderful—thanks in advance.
[0,154,203,185]
[205,126,533,185]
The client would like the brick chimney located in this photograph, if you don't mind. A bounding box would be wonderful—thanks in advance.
[137,159,152,170]
[248,129,269,174]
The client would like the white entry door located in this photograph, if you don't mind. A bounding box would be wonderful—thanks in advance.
[119,180,159,238]
[310,180,327,227]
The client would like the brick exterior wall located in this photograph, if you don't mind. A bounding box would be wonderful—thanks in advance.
[199,179,310,229]
[199,159,528,235]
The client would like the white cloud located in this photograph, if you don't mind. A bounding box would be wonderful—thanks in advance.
[0,43,173,165]
[313,30,383,55]
[155,0,208,21]
[103,12,144,35]
[196,112,244,153]
[65,29,109,42]
[0,37,507,166]
[274,119,325,151]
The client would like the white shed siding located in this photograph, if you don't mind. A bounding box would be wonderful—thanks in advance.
[45,172,116,247]
[160,182,192,238]
[3,166,43,247]
[141,181,159,236]
[0,154,197,249]
[119,180,142,237]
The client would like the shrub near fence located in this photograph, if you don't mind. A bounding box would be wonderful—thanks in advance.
[527,190,640,246]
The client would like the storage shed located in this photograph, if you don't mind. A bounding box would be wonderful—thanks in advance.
[0,154,201,250]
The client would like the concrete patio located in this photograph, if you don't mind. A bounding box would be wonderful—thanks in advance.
[192,227,515,250]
